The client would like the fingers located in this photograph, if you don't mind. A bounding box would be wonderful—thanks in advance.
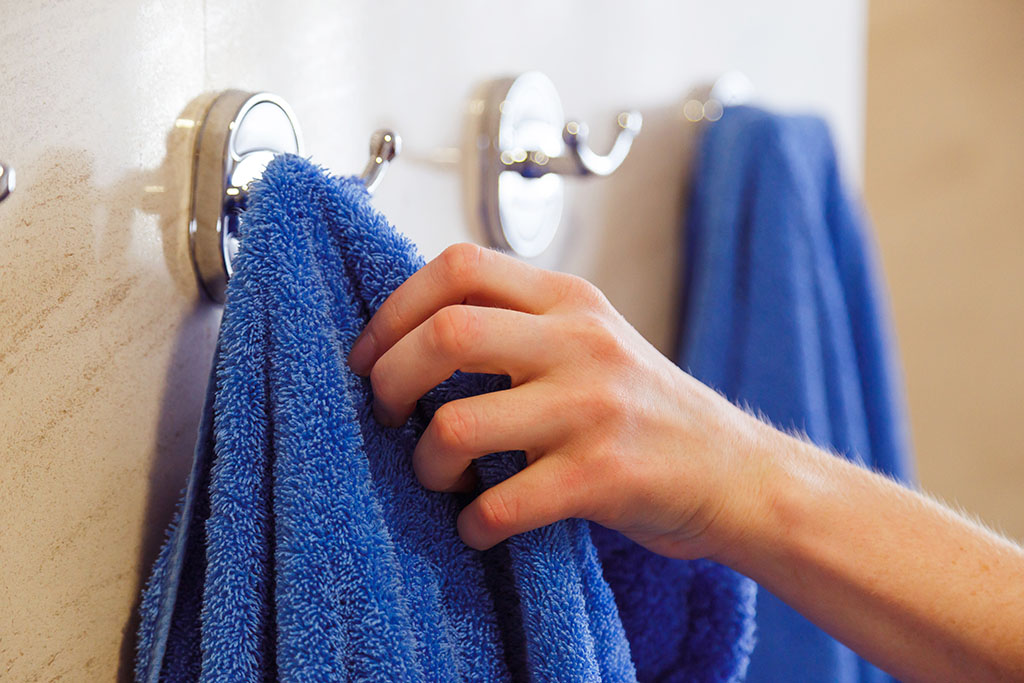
[370,305,548,426]
[457,455,585,551]
[413,384,570,492]
[349,243,562,375]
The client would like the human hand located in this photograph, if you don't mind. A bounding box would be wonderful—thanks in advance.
[348,243,767,560]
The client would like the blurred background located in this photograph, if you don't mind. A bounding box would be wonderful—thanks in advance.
[866,0,1024,541]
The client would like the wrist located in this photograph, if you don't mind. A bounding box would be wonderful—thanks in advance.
[707,415,827,578]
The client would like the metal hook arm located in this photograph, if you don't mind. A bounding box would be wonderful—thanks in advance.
[0,162,15,204]
[189,90,405,302]
[561,110,643,176]
[360,129,402,194]
[501,110,643,179]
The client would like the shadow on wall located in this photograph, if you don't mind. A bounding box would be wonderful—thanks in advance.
[0,89,222,678]
[112,93,224,683]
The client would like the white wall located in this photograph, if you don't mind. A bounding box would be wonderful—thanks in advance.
[0,1,866,678]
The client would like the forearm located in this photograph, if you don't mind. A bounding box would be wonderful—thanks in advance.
[717,418,1024,682]
[353,245,1024,679]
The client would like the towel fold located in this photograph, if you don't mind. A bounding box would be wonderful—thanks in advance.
[676,106,914,682]
[136,153,756,682]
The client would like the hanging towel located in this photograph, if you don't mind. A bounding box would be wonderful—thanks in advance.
[135,154,756,682]
[676,105,914,683]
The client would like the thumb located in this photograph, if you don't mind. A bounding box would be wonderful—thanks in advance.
[457,455,583,550]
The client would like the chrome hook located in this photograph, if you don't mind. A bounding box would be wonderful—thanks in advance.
[188,90,401,303]
[682,71,755,122]
[502,110,643,179]
[467,71,642,258]
[0,162,15,204]
[361,129,402,194]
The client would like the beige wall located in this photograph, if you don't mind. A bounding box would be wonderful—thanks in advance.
[866,0,1024,540]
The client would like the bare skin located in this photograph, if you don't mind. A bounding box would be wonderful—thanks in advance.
[347,243,1024,682]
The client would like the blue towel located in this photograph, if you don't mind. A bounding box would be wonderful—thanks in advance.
[135,154,756,681]
[677,106,914,682]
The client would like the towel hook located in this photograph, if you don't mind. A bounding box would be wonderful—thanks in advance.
[0,162,14,204]
[466,71,643,258]
[361,129,402,194]
[499,111,642,179]
[188,90,401,303]
[682,71,755,122]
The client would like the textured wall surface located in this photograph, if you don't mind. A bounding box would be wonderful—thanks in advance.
[866,0,1024,541]
[0,1,865,679]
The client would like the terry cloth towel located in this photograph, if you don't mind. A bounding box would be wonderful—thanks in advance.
[676,105,914,683]
[135,154,757,682]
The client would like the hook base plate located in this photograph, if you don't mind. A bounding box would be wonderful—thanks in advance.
[469,72,566,259]
[189,90,303,303]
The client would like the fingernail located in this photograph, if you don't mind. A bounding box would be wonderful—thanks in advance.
[457,509,495,551]
[348,329,376,376]
[372,399,406,429]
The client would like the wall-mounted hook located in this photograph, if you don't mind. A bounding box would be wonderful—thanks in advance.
[500,110,642,179]
[188,90,401,303]
[189,90,303,303]
[466,71,643,258]
[682,70,755,122]
[0,162,15,204]
[362,129,402,194]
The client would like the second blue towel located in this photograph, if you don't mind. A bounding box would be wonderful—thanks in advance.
[677,106,913,682]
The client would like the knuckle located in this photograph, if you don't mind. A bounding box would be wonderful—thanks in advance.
[577,312,627,365]
[438,242,485,287]
[477,488,518,534]
[379,296,410,343]
[590,387,628,424]
[433,402,477,452]
[430,306,477,358]
[558,274,606,309]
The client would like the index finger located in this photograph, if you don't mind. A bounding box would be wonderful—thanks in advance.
[348,243,560,375]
